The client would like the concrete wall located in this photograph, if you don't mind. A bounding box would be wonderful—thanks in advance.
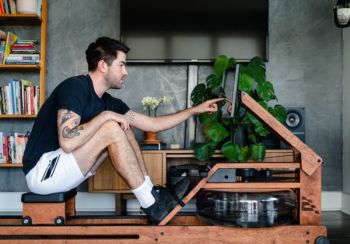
[0,0,343,192]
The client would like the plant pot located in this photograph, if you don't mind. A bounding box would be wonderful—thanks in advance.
[142,131,161,144]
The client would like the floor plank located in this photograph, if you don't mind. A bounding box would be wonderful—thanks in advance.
[322,211,350,243]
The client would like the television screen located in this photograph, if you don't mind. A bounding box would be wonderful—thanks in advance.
[121,0,268,63]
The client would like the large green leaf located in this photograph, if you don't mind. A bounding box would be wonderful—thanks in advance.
[248,134,257,144]
[238,73,254,93]
[248,57,266,83]
[194,143,215,160]
[191,84,206,105]
[246,113,270,136]
[258,100,268,109]
[214,55,229,76]
[257,81,275,102]
[221,141,240,161]
[206,73,222,90]
[228,57,236,68]
[250,143,266,161]
[198,113,212,124]
[208,122,229,142]
[268,104,287,124]
[251,56,265,69]
[221,117,232,126]
[238,146,250,161]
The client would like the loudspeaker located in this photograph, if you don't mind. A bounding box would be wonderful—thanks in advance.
[259,107,305,149]
[280,107,305,148]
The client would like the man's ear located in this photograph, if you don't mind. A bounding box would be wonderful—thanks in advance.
[97,59,108,73]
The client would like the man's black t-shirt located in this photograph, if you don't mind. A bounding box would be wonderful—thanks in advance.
[22,75,130,175]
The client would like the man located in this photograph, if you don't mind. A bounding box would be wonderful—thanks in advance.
[23,36,223,224]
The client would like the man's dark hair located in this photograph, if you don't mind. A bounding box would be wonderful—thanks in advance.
[85,37,130,71]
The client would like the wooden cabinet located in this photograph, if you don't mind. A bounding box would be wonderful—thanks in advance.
[88,151,166,193]
[0,0,47,166]
[88,149,295,193]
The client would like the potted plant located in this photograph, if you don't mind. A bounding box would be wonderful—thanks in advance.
[141,95,173,143]
[190,55,287,161]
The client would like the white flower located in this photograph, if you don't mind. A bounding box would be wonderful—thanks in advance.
[141,95,173,117]
[162,96,173,104]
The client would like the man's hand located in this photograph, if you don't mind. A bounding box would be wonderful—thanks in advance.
[225,98,233,114]
[102,111,130,131]
[192,98,225,115]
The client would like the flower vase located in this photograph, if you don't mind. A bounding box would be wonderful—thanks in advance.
[143,131,161,144]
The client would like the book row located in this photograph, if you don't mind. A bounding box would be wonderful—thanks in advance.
[0,79,39,115]
[0,131,29,164]
[0,30,40,64]
[0,0,16,14]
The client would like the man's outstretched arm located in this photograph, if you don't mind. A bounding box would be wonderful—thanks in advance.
[125,98,224,132]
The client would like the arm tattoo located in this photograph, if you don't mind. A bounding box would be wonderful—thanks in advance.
[125,111,135,122]
[61,110,73,125]
[62,126,84,139]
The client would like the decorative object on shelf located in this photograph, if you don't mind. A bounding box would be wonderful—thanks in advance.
[191,55,287,161]
[141,95,173,144]
[16,0,37,14]
[142,131,160,144]
[141,95,173,117]
[334,0,350,28]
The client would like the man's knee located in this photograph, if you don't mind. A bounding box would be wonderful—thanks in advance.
[101,120,127,141]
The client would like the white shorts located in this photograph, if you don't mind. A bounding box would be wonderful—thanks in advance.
[25,148,94,194]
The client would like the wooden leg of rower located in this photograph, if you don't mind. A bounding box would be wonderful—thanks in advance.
[299,167,322,225]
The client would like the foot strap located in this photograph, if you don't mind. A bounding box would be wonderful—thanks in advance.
[170,188,186,207]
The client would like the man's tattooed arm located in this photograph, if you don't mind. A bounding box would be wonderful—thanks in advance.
[62,125,84,138]
[125,110,135,122]
[57,109,82,139]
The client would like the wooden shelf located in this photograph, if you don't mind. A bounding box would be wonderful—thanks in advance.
[0,114,36,119]
[0,64,40,70]
[0,163,23,167]
[0,14,41,24]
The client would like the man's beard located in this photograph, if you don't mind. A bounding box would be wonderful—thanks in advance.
[105,73,123,89]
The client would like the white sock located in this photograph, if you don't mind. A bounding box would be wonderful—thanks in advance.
[131,180,155,208]
[145,175,154,188]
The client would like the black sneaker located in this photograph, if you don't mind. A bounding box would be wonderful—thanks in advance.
[170,177,192,201]
[141,187,177,225]
[142,178,191,225]
[154,177,191,201]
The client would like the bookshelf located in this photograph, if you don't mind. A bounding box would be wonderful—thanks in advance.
[0,0,47,167]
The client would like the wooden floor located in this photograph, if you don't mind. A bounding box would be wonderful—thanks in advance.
[322,211,350,244]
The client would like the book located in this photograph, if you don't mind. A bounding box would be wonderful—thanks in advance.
[37,0,42,17]
[5,53,40,64]
[0,132,3,163]
[8,0,16,14]
[20,79,33,114]
[0,0,4,14]
[2,32,18,64]
[3,0,10,14]
[0,30,6,40]
[140,142,167,150]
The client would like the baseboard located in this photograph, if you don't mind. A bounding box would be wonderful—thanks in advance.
[0,191,344,213]
[342,192,350,215]
[321,191,342,211]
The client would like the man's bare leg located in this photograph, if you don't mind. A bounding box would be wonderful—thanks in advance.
[72,120,144,189]
[70,120,190,224]
[124,129,148,176]
[89,149,108,174]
